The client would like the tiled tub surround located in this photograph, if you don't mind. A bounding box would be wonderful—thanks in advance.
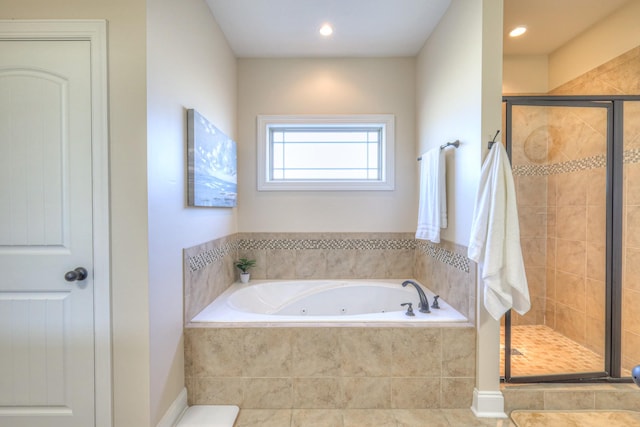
[184,234,238,323]
[184,326,476,410]
[183,233,478,410]
[184,233,476,324]
[414,239,475,324]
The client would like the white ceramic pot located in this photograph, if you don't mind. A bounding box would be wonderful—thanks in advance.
[240,272,250,284]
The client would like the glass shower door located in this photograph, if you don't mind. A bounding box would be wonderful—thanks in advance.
[502,99,611,381]
[621,100,640,377]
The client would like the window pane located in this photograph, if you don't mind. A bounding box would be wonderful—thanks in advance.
[258,114,394,190]
[284,169,370,180]
[283,143,370,169]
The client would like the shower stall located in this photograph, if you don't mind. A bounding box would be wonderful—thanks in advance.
[501,95,640,382]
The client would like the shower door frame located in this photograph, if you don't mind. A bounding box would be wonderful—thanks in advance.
[502,95,640,384]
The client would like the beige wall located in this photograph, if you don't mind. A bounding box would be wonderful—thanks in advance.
[503,55,548,94]
[416,0,490,248]
[549,0,640,90]
[236,57,416,232]
[147,0,237,424]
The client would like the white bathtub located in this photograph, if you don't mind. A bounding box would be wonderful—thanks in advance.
[190,279,468,326]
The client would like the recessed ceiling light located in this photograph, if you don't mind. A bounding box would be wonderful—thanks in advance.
[509,26,527,37]
[319,23,333,37]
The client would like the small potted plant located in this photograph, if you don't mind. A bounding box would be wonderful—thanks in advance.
[235,258,256,283]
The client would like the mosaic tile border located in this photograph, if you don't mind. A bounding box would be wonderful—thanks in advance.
[187,240,238,272]
[187,236,471,273]
[513,154,606,176]
[416,240,470,273]
[513,148,640,177]
[237,238,416,251]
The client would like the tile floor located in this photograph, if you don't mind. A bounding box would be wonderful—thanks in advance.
[233,408,515,427]
[500,324,631,377]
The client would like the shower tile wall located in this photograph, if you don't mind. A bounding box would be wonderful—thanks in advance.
[510,46,640,371]
[551,46,640,371]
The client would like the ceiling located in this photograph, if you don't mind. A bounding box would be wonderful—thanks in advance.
[205,0,631,58]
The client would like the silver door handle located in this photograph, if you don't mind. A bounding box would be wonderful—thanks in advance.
[64,267,88,282]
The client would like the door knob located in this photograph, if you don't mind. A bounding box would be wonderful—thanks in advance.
[64,267,88,282]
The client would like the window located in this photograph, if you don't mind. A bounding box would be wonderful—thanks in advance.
[257,115,395,191]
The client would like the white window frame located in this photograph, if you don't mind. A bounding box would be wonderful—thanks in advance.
[257,114,395,191]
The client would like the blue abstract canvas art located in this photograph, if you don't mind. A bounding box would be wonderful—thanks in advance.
[187,109,237,207]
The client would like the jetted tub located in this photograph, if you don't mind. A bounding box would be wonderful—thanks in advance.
[190,279,468,325]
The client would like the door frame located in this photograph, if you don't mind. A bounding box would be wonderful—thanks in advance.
[0,20,112,426]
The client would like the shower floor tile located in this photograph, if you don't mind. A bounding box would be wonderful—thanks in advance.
[500,324,631,377]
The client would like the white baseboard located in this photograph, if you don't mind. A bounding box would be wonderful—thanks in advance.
[470,388,507,418]
[156,387,188,427]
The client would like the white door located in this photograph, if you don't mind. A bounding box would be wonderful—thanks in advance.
[0,39,95,426]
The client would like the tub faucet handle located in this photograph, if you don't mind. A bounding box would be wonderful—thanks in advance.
[431,295,440,309]
[401,302,415,316]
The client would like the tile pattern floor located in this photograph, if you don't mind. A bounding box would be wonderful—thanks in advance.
[233,409,514,427]
[510,410,640,427]
[500,325,631,377]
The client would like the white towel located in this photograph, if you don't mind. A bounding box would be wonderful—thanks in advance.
[415,147,447,243]
[468,143,531,320]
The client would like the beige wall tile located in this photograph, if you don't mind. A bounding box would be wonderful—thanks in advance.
[556,172,588,206]
[555,304,586,344]
[326,250,357,279]
[556,206,586,241]
[291,328,341,377]
[585,315,605,356]
[391,328,442,377]
[543,390,595,410]
[440,378,474,409]
[343,377,390,409]
[623,288,640,335]
[555,239,586,276]
[555,271,585,312]
[189,328,244,377]
[391,377,441,409]
[622,330,640,371]
[585,278,605,322]
[243,329,292,377]
[292,378,343,409]
[624,247,640,292]
[266,249,297,279]
[586,241,606,281]
[245,378,293,409]
[442,328,475,377]
[340,328,392,377]
[595,390,640,411]
[503,389,545,412]
[295,249,328,279]
[193,377,244,406]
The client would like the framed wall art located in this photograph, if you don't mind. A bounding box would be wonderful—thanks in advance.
[187,109,237,207]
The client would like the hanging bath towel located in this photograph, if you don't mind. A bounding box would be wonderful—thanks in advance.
[468,143,531,320]
[415,147,447,243]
